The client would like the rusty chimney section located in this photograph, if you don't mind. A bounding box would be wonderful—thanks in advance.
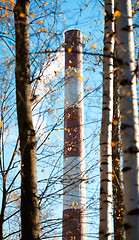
[63,30,87,240]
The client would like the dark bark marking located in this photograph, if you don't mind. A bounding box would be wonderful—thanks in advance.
[124,223,132,230]
[121,123,132,131]
[101,162,108,165]
[124,146,139,153]
[103,200,112,203]
[105,232,112,237]
[115,58,129,66]
[122,167,132,172]
[105,13,113,22]
[128,208,139,215]
[121,25,132,32]
[100,187,106,194]
[120,79,131,86]
[103,107,111,111]
[101,179,111,182]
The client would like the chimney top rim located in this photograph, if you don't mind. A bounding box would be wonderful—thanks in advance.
[64,29,82,35]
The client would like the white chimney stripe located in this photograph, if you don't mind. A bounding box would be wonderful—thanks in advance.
[64,68,84,108]
[63,156,86,210]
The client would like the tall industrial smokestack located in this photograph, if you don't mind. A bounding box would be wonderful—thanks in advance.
[63,30,87,240]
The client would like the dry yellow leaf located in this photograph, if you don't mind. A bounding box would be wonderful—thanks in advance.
[74,202,78,210]
[127,91,131,96]
[26,4,29,10]
[90,44,96,49]
[67,48,72,53]
[112,174,114,181]
[37,20,43,24]
[106,33,110,38]
[0,121,2,127]
[127,110,132,114]
[113,10,121,18]
[39,27,48,32]
[70,237,75,240]
[45,1,49,5]
[113,120,118,125]
[70,202,74,208]
[87,85,91,90]
[111,141,117,147]
[75,74,84,81]
[30,13,35,18]
[19,13,25,18]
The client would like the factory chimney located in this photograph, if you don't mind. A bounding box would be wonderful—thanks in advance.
[63,29,87,240]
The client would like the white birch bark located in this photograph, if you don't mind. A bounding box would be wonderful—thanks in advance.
[115,0,139,239]
[99,0,114,239]
[112,8,124,239]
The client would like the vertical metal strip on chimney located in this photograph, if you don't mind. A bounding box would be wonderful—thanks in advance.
[63,30,87,240]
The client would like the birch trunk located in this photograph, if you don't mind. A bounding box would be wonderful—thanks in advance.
[0,112,7,240]
[0,178,6,240]
[112,48,124,239]
[14,1,40,239]
[99,0,114,239]
[115,0,139,239]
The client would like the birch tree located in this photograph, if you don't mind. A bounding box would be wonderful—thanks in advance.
[99,0,114,239]
[112,10,124,239]
[115,0,139,239]
[112,51,124,240]
[14,0,40,239]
